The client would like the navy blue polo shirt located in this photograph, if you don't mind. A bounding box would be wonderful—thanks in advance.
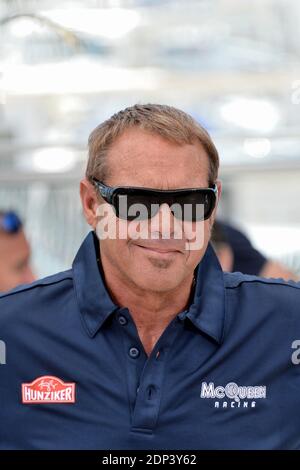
[1,231,300,450]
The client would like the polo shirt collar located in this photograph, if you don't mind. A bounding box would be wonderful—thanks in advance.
[185,242,226,344]
[73,232,225,343]
[73,231,118,337]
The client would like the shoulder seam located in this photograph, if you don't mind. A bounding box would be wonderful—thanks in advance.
[225,278,300,290]
[0,272,73,300]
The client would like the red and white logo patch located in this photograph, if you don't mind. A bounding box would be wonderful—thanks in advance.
[22,376,76,404]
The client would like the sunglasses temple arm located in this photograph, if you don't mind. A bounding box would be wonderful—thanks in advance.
[93,181,114,203]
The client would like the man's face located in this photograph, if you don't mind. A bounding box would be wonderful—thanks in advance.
[0,230,35,292]
[81,128,220,293]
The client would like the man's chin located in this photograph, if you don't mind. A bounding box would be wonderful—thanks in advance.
[131,273,181,294]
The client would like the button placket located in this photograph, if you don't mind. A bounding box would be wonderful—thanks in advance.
[116,309,148,416]
[116,309,182,433]
[130,319,181,433]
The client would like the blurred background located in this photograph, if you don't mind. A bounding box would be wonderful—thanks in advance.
[0,0,300,279]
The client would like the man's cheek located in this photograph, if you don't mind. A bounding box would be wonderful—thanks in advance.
[127,219,151,241]
[183,222,206,251]
[117,219,133,240]
[95,204,129,241]
[95,204,115,240]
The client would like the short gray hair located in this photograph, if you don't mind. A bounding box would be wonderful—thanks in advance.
[86,103,219,185]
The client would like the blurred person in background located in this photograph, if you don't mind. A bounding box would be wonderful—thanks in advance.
[0,211,35,292]
[212,220,299,281]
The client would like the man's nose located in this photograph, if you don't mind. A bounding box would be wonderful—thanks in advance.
[149,203,181,238]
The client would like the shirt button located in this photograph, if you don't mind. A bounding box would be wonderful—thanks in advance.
[129,347,140,359]
[146,385,157,400]
[118,315,128,326]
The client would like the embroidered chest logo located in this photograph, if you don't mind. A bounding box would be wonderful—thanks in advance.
[22,376,76,404]
[200,381,267,409]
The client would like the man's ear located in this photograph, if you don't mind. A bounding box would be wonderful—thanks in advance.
[209,179,222,228]
[80,178,100,229]
[216,179,222,204]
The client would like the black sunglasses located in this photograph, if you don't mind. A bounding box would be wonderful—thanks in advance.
[92,178,218,222]
[0,211,22,234]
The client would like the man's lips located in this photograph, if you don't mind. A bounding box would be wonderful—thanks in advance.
[134,243,182,255]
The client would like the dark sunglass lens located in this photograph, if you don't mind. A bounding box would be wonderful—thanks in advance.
[116,193,157,220]
[203,193,216,220]
[114,189,216,222]
[170,192,214,222]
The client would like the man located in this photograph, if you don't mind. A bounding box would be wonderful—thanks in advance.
[0,104,300,450]
[0,211,35,292]
[212,220,299,280]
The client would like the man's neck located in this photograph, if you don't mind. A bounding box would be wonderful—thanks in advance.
[99,254,195,357]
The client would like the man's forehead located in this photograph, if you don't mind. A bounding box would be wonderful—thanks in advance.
[105,128,210,187]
